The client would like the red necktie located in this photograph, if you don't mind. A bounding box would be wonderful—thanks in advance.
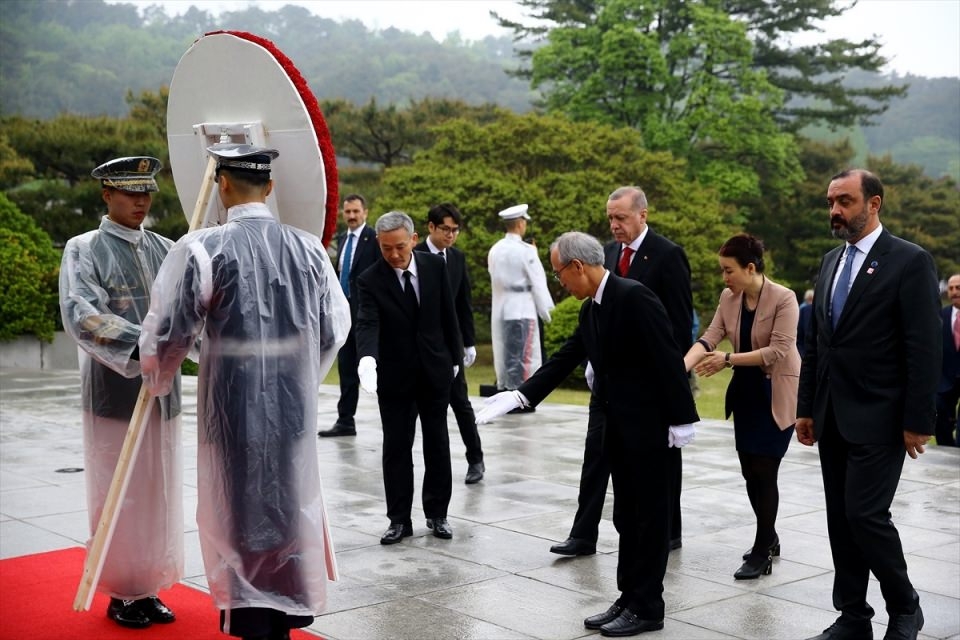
[618,247,634,276]
[953,311,960,350]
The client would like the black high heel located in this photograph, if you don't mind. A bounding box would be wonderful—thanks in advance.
[742,534,780,561]
[734,553,773,580]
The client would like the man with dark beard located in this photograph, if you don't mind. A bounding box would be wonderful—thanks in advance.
[796,169,940,640]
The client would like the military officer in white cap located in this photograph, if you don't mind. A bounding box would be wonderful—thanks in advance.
[59,155,183,629]
[487,203,555,392]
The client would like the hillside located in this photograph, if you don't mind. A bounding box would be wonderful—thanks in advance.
[2,0,957,180]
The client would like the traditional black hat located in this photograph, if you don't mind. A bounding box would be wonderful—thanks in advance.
[206,143,279,173]
[91,156,162,192]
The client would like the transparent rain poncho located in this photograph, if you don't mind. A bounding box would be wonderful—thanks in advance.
[59,215,184,600]
[487,233,555,389]
[139,203,350,616]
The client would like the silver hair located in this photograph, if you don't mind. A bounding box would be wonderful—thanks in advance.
[608,186,648,211]
[375,210,414,235]
[550,232,604,266]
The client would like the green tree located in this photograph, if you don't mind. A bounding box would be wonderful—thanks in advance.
[499,0,803,205]
[379,112,734,316]
[0,193,59,341]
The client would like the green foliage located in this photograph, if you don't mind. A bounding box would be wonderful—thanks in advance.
[542,295,588,389]
[380,112,734,316]
[0,193,59,341]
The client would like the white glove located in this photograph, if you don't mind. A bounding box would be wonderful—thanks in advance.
[453,365,460,379]
[358,356,377,394]
[476,390,529,424]
[585,361,595,391]
[668,424,696,448]
[463,346,477,368]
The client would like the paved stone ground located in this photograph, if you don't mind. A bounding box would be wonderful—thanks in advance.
[1,368,958,639]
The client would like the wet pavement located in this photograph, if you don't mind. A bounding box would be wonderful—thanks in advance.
[1,368,958,639]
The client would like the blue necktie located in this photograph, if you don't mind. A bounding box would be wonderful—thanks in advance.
[831,245,857,329]
[339,233,355,297]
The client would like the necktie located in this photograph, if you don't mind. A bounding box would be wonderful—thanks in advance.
[953,312,960,350]
[403,270,419,317]
[438,250,446,263]
[831,245,857,329]
[618,246,634,277]
[339,233,355,297]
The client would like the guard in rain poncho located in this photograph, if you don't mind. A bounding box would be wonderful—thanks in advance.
[487,204,555,391]
[139,143,350,640]
[59,156,183,629]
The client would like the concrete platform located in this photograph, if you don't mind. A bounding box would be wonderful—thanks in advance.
[1,368,957,639]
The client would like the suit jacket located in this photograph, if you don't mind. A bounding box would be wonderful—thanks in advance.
[941,305,960,392]
[796,302,813,358]
[699,278,801,429]
[520,275,698,443]
[336,225,380,314]
[605,230,693,351]
[797,230,941,443]
[415,242,475,348]
[355,252,463,395]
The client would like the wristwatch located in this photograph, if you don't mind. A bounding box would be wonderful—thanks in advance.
[725,352,734,368]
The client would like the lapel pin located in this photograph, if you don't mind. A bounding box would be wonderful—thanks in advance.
[866,260,878,275]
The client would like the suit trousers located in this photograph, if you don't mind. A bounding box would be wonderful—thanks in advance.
[569,400,681,543]
[935,378,960,446]
[607,425,670,620]
[378,380,452,524]
[818,409,918,619]
[450,366,483,464]
[335,326,359,425]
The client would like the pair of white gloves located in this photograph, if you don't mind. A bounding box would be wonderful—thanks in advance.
[357,346,477,394]
[476,363,696,449]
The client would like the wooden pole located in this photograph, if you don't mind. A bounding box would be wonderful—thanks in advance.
[73,155,217,611]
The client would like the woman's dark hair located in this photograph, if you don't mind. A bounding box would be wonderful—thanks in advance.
[719,233,765,273]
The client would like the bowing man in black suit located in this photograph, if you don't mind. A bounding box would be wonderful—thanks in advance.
[320,194,382,437]
[354,211,464,545]
[478,232,699,637]
[552,186,693,557]
[797,170,941,640]
[936,273,960,447]
[414,203,486,484]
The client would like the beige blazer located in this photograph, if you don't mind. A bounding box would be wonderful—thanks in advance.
[699,278,800,430]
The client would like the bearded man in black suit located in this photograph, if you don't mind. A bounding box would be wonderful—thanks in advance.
[797,169,941,640]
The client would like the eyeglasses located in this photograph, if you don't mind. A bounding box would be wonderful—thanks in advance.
[552,261,574,281]
[437,224,460,235]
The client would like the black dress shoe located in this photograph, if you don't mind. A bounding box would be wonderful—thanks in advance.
[669,537,682,551]
[584,604,624,629]
[807,617,874,640]
[107,597,152,629]
[884,606,923,640]
[550,537,596,556]
[318,423,356,437]
[600,610,664,637]
[465,462,485,484]
[743,533,781,560]
[137,596,175,623]
[734,553,773,579]
[380,522,413,545]
[426,517,453,539]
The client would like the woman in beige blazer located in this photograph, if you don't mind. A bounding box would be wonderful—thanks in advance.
[683,234,800,581]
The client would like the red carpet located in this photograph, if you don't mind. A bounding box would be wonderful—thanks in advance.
[0,548,318,639]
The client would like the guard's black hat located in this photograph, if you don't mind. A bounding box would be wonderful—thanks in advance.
[91,156,162,192]
[207,143,279,173]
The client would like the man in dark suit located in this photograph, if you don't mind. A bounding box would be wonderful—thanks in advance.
[797,169,941,640]
[551,186,693,557]
[354,211,464,544]
[415,203,486,483]
[797,289,814,358]
[936,273,960,446]
[320,194,382,437]
[478,231,698,637]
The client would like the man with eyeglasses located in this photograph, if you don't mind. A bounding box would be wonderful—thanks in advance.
[487,204,555,395]
[415,203,486,484]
